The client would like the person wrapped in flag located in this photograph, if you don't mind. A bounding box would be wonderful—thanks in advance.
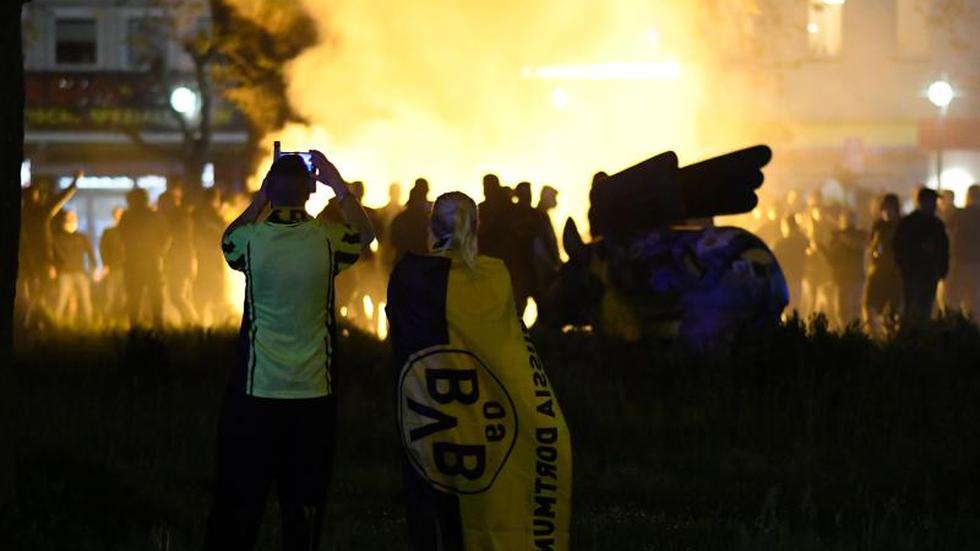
[386,191,573,550]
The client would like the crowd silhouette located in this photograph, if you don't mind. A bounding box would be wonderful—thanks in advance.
[17,176,233,330]
[15,168,980,336]
[742,182,980,333]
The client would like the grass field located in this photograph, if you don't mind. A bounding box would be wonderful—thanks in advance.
[5,317,980,550]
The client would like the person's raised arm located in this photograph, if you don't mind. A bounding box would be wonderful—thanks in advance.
[310,150,376,249]
[47,170,83,219]
[222,177,270,243]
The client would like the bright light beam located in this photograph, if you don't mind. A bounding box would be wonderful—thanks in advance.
[522,61,682,81]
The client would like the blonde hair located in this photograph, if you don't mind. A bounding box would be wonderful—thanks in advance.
[430,191,479,270]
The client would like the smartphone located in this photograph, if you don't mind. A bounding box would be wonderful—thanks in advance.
[274,141,316,191]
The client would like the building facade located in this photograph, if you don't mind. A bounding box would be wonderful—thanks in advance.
[727,0,980,206]
[21,0,250,249]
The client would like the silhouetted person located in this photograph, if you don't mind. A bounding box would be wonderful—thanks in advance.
[349,181,382,260]
[587,171,609,239]
[119,188,170,328]
[820,211,867,327]
[894,187,948,325]
[755,205,782,247]
[509,181,537,314]
[159,190,199,326]
[938,189,957,225]
[316,195,344,226]
[18,172,79,324]
[801,194,834,318]
[773,215,808,313]
[330,181,375,324]
[863,193,902,327]
[377,182,403,273]
[478,173,509,259]
[205,151,374,551]
[390,180,431,262]
[51,209,95,327]
[99,207,127,326]
[193,188,229,325]
[379,182,403,225]
[531,185,561,302]
[947,184,980,316]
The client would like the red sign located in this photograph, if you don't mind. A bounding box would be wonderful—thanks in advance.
[25,71,246,132]
[918,119,980,150]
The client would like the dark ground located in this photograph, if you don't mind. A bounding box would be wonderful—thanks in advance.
[5,316,980,550]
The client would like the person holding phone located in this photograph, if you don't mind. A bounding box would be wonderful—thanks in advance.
[204,149,374,551]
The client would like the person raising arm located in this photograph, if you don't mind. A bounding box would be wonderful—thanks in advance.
[221,149,375,249]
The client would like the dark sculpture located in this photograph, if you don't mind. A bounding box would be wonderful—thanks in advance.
[543,145,788,345]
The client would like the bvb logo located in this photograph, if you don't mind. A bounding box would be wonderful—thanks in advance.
[398,346,518,494]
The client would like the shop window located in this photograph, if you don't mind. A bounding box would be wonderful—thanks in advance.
[55,18,97,65]
[807,1,844,58]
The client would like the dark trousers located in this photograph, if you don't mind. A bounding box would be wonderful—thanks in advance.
[402,459,463,551]
[902,275,939,325]
[204,393,337,551]
[124,266,165,328]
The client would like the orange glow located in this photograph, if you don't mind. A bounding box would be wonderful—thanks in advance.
[232,1,765,237]
[225,1,772,322]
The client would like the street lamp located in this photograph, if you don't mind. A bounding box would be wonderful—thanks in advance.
[169,86,200,118]
[927,79,954,190]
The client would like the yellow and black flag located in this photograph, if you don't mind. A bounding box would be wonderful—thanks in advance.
[387,253,572,550]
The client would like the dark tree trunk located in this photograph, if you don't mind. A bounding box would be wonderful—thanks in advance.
[0,0,27,514]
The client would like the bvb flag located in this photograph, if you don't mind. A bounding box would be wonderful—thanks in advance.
[387,253,572,550]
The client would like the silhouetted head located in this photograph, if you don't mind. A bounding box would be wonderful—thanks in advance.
[879,193,900,222]
[806,190,821,209]
[409,179,429,206]
[785,189,800,209]
[940,189,955,210]
[203,187,221,210]
[766,205,779,222]
[63,210,79,233]
[967,184,980,208]
[591,172,608,187]
[26,186,42,204]
[158,193,175,213]
[267,155,313,207]
[482,174,501,200]
[916,187,938,216]
[501,186,515,204]
[388,182,402,204]
[780,215,799,239]
[169,184,185,207]
[515,182,532,206]
[350,181,365,201]
[34,175,56,196]
[539,185,558,211]
[429,191,479,270]
[126,187,150,210]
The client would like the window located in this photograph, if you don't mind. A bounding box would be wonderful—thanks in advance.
[127,17,169,70]
[896,0,931,58]
[55,18,97,65]
[807,1,844,58]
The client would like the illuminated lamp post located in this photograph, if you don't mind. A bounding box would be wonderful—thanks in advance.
[926,79,954,190]
[169,85,200,118]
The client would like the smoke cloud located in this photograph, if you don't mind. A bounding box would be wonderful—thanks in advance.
[240,1,763,234]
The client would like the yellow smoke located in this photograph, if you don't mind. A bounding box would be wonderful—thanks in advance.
[238,1,766,230]
[226,1,767,320]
